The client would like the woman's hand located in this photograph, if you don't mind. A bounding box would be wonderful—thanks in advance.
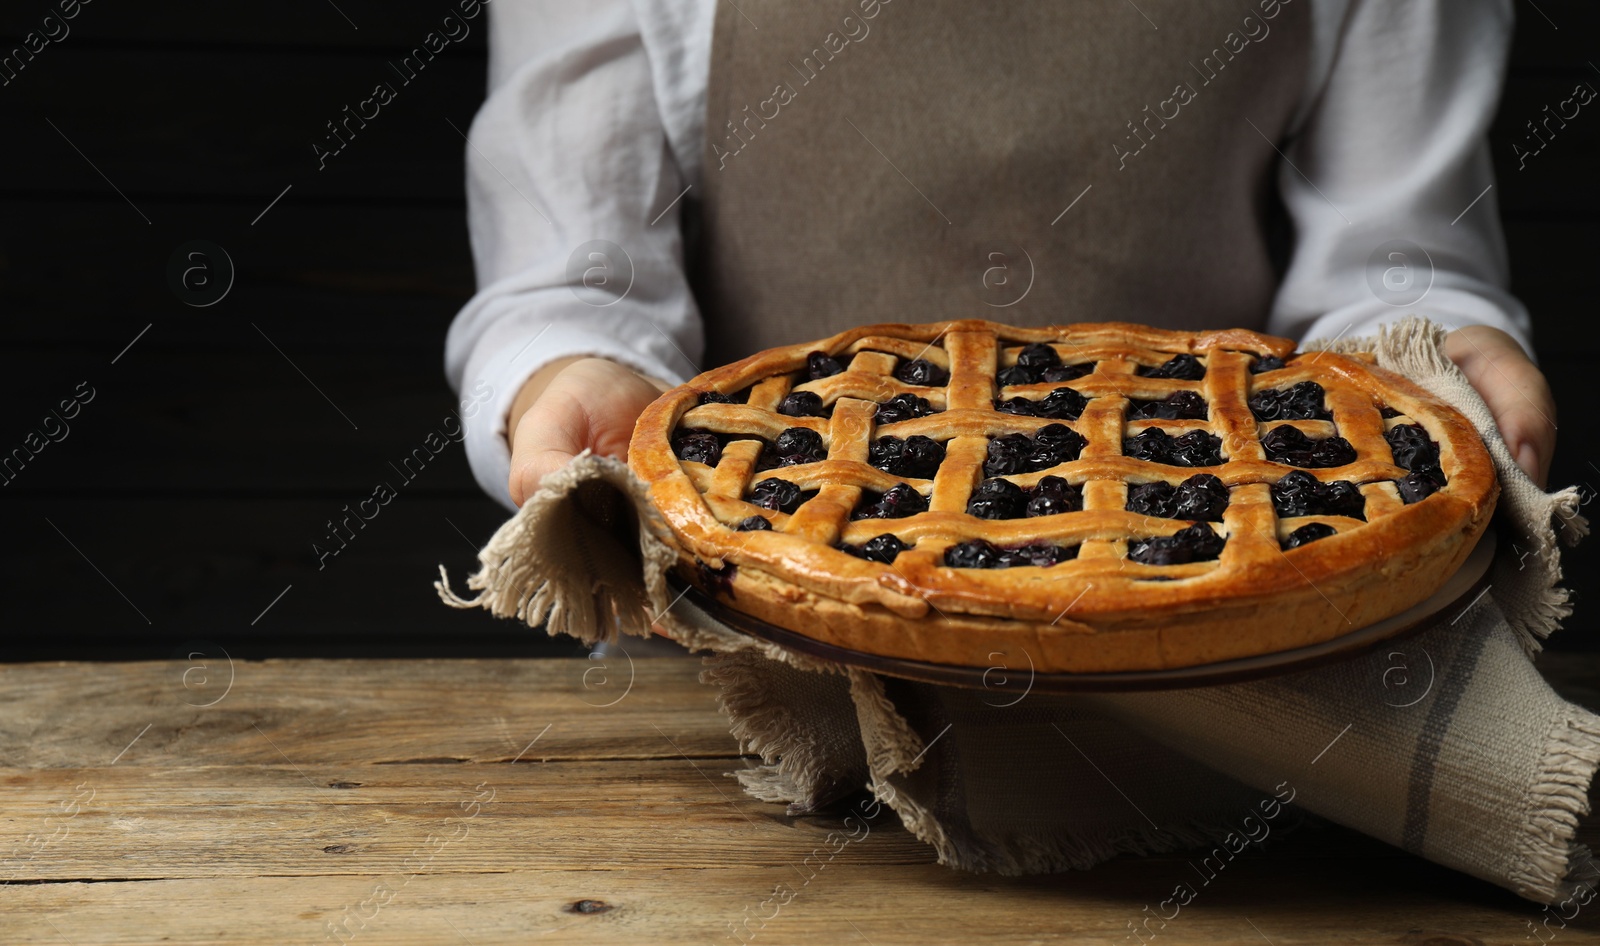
[1443,326,1557,488]
[507,356,666,506]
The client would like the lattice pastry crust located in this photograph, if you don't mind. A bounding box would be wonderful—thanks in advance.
[628,321,1498,672]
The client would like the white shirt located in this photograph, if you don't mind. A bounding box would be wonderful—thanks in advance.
[447,0,1532,509]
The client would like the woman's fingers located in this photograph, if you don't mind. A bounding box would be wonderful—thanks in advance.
[507,358,665,506]
[1443,326,1557,488]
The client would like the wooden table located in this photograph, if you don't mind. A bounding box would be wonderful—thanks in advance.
[4,657,1599,945]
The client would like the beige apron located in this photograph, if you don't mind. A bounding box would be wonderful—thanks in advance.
[697,0,1310,367]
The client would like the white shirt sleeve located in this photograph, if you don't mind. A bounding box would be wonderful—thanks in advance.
[1267,0,1534,357]
[445,0,705,508]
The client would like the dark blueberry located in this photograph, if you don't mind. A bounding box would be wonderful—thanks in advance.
[1251,355,1287,374]
[1126,481,1176,518]
[1016,343,1061,368]
[1127,522,1225,566]
[1042,363,1093,383]
[806,351,845,380]
[1270,470,1366,520]
[1397,468,1446,504]
[997,365,1039,387]
[868,435,944,479]
[896,358,950,386]
[768,427,826,467]
[1138,354,1205,381]
[734,515,772,531]
[994,396,1039,417]
[1378,405,1402,419]
[1282,523,1337,550]
[1308,437,1357,468]
[1029,424,1088,469]
[1270,470,1321,517]
[853,483,928,520]
[845,533,910,564]
[984,434,1034,476]
[1035,387,1089,420]
[944,539,1002,569]
[1026,475,1083,517]
[673,432,722,465]
[1385,423,1439,473]
[1169,430,1223,467]
[778,391,826,417]
[1172,473,1229,521]
[699,389,746,405]
[749,478,805,514]
[1265,428,1354,468]
[966,477,1027,520]
[1122,428,1172,464]
[874,393,935,425]
[1318,480,1366,519]
[1249,381,1330,422]
[1130,390,1208,421]
[1013,543,1078,567]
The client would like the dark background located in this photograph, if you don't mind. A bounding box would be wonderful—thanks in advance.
[0,1,1594,660]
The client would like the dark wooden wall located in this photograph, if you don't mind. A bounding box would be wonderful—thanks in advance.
[0,1,1594,659]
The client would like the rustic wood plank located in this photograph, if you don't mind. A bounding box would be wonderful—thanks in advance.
[0,659,734,767]
[0,859,1581,945]
[0,761,938,878]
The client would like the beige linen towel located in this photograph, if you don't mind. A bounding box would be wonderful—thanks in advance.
[438,319,1593,903]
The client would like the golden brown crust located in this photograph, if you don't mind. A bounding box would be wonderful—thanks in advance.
[628,320,1498,672]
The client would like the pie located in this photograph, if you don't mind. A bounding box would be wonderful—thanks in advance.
[627,320,1498,672]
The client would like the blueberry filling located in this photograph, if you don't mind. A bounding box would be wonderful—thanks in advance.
[698,388,750,405]
[1270,470,1366,519]
[965,475,1082,520]
[1378,405,1402,419]
[996,344,1093,386]
[806,351,845,380]
[1260,426,1357,468]
[1282,522,1337,550]
[757,427,827,469]
[895,358,950,386]
[1127,522,1226,566]
[747,477,814,514]
[1249,381,1331,422]
[851,483,928,520]
[1129,390,1208,421]
[994,386,1089,420]
[734,515,772,531]
[869,435,946,479]
[1384,423,1446,503]
[1137,354,1205,381]
[1126,473,1229,521]
[673,431,723,465]
[943,539,1078,569]
[1122,428,1224,467]
[1251,355,1287,374]
[984,424,1088,476]
[874,393,938,425]
[840,533,911,564]
[778,391,828,417]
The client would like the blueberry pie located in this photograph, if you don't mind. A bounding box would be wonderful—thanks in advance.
[630,321,1498,672]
